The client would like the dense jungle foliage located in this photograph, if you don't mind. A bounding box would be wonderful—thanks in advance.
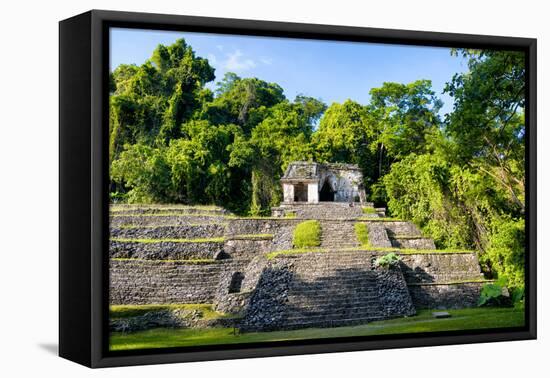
[109,39,526,290]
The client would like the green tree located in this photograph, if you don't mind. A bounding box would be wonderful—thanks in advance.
[202,74,285,133]
[111,143,172,203]
[368,80,442,178]
[444,50,525,212]
[109,38,215,160]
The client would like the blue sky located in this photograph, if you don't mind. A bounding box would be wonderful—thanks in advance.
[110,28,470,116]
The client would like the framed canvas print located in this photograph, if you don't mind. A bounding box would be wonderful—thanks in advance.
[59,10,537,368]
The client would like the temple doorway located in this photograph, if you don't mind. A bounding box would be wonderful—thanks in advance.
[320,180,335,201]
[294,183,308,202]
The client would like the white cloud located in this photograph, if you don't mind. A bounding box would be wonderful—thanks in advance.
[224,50,256,72]
[260,57,273,65]
[216,45,224,51]
[207,53,217,65]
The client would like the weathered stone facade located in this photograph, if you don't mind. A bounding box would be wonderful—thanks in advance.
[109,202,490,332]
[110,259,230,304]
[279,161,366,204]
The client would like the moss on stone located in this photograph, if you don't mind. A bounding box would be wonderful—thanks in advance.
[362,207,377,214]
[111,237,225,243]
[228,234,274,240]
[358,217,403,221]
[109,303,229,320]
[111,212,225,218]
[111,257,218,264]
[292,220,321,248]
[354,222,370,247]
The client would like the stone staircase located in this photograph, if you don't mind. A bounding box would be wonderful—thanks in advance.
[273,202,367,219]
[281,252,384,329]
[320,221,360,249]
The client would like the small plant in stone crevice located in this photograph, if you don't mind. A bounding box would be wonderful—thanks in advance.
[354,222,370,247]
[284,211,297,219]
[292,220,321,248]
[362,207,377,214]
[374,252,401,268]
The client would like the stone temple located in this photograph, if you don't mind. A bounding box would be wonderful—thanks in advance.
[109,162,490,333]
[280,161,367,204]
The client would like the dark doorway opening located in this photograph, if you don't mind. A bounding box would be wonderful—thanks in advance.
[294,183,308,202]
[320,180,335,201]
[228,272,245,293]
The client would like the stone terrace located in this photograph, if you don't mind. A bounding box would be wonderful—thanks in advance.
[109,203,491,332]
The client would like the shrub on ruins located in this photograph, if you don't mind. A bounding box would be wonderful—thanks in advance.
[478,283,513,307]
[292,220,321,248]
[374,252,401,269]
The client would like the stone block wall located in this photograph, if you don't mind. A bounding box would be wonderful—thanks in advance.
[408,282,485,309]
[111,223,226,239]
[213,256,268,313]
[383,221,422,236]
[223,238,274,259]
[399,253,484,284]
[366,222,393,247]
[110,214,228,227]
[398,252,486,309]
[110,259,247,305]
[225,219,296,251]
[109,240,224,260]
[376,267,416,317]
[391,237,436,249]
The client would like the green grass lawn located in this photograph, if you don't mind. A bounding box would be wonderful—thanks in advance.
[110,307,524,351]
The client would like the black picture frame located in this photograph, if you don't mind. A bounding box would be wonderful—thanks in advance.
[59,9,537,368]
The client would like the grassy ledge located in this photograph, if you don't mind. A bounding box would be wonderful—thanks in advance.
[110,204,222,211]
[227,234,275,240]
[111,237,225,243]
[408,279,495,286]
[357,217,403,222]
[115,223,223,229]
[362,207,377,214]
[111,212,227,218]
[266,246,476,259]
[111,258,218,264]
[110,303,233,320]
[367,247,476,255]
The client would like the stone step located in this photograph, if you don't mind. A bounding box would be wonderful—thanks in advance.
[282,316,382,329]
[290,275,377,282]
[286,302,382,313]
[286,298,381,308]
[319,221,360,249]
[293,267,374,273]
[288,290,378,298]
[285,311,382,322]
